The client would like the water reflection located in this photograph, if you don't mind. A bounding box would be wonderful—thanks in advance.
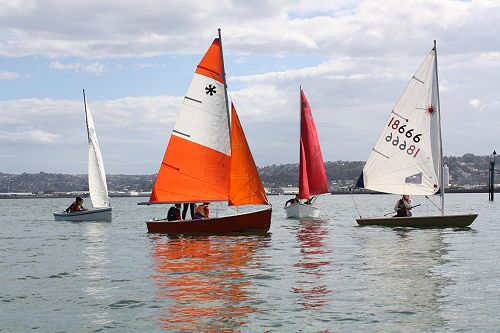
[150,235,270,332]
[356,228,452,331]
[81,223,112,326]
[292,219,332,310]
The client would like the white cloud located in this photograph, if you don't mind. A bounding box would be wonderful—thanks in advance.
[0,70,21,79]
[136,63,165,68]
[1,0,499,58]
[469,99,481,108]
[49,61,105,74]
[0,129,60,143]
[1,1,500,172]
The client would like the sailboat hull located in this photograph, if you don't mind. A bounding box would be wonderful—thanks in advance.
[54,207,112,221]
[284,203,320,219]
[356,213,478,228]
[146,207,272,234]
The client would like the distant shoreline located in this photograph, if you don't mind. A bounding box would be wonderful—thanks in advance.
[1,188,497,199]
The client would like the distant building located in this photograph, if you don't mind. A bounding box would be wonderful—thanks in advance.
[282,187,299,195]
[443,164,450,189]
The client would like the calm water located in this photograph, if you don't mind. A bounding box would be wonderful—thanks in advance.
[1,193,499,332]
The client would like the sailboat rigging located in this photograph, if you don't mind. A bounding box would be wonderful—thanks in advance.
[355,41,477,227]
[143,29,272,234]
[54,90,112,221]
[284,88,329,218]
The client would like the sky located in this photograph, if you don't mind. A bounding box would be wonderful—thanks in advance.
[1,0,499,174]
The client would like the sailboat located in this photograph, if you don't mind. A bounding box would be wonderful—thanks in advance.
[54,90,112,221]
[355,41,477,227]
[284,88,329,218]
[143,29,272,234]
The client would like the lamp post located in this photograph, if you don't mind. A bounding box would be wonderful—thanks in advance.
[490,150,496,201]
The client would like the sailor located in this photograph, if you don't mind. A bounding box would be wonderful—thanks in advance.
[65,196,86,213]
[284,194,299,208]
[394,194,413,217]
[193,202,210,219]
[167,203,182,221]
[182,202,196,220]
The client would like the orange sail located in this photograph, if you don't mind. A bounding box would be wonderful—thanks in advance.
[150,38,231,203]
[229,103,269,206]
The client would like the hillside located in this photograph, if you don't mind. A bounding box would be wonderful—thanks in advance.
[0,153,497,193]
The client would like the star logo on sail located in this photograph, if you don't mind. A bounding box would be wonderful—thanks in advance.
[425,105,436,116]
[205,84,216,96]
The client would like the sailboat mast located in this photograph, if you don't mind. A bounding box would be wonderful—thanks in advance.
[82,89,91,142]
[434,40,445,215]
[298,86,303,195]
[218,28,231,143]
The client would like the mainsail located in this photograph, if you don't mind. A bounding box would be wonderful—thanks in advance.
[84,91,110,208]
[229,103,269,206]
[150,38,231,203]
[357,47,441,196]
[298,89,329,200]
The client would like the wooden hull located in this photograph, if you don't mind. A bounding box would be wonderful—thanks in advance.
[284,203,320,218]
[356,214,478,228]
[54,207,112,221]
[146,207,272,234]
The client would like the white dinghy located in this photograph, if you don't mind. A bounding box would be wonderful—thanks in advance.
[355,41,477,228]
[54,90,112,221]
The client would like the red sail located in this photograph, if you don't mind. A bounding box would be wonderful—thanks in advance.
[298,89,329,199]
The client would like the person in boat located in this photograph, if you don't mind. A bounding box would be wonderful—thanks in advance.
[167,203,182,221]
[193,202,210,219]
[284,194,299,208]
[65,196,87,213]
[304,196,315,205]
[182,202,196,220]
[394,194,413,217]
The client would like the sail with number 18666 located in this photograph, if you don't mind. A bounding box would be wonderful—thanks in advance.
[355,41,477,227]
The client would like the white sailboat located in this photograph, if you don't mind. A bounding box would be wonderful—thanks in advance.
[356,41,477,227]
[54,90,112,221]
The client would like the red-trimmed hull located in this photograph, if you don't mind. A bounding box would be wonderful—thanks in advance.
[146,207,272,234]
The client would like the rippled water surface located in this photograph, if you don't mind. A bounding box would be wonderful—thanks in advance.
[1,194,499,332]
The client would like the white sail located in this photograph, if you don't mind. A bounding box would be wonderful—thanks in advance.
[359,48,441,195]
[85,99,110,208]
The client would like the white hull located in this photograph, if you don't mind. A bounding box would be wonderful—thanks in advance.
[54,207,112,221]
[284,203,320,218]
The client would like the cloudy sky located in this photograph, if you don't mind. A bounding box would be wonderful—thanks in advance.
[1,0,499,174]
